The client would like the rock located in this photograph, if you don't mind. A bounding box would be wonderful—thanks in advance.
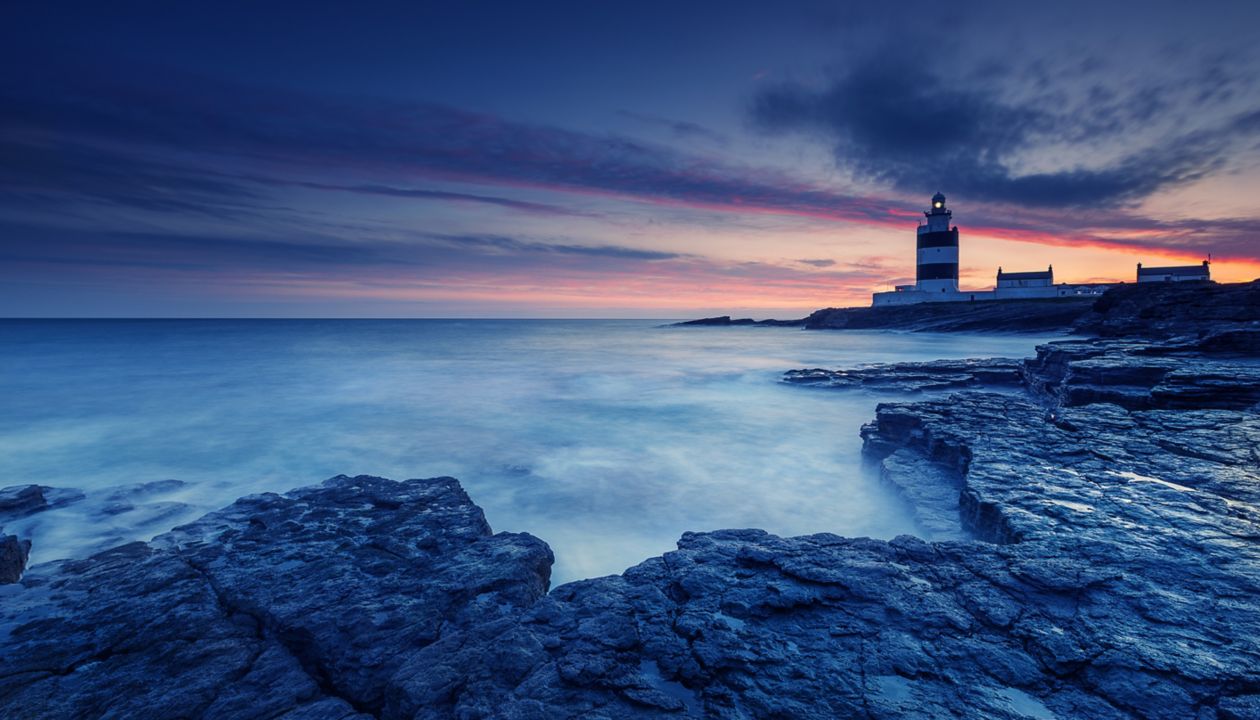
[804,296,1094,332]
[1024,339,1260,411]
[784,357,1023,392]
[1074,279,1260,339]
[702,279,1260,336]
[101,479,188,502]
[4,288,1260,717]
[0,475,552,719]
[0,534,31,583]
[0,484,86,523]
[5,426,1256,719]
[878,449,967,539]
[670,316,803,327]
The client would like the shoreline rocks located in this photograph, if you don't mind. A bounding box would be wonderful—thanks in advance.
[6,338,1257,719]
[804,296,1095,332]
[3,281,1259,718]
[676,279,1260,336]
[783,357,1024,392]
[1,476,552,719]
[669,315,804,327]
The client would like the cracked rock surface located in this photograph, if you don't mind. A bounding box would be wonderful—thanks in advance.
[0,476,552,719]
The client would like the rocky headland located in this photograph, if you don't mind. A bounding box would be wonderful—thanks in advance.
[678,279,1260,335]
[2,281,1258,719]
[801,295,1096,332]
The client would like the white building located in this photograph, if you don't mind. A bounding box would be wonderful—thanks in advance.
[1136,261,1210,283]
[871,194,1115,307]
[997,266,1052,288]
[994,266,1055,299]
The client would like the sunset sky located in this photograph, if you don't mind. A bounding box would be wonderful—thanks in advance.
[4,1,1260,317]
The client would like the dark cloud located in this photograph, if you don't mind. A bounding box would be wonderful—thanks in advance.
[796,258,835,267]
[0,64,897,228]
[751,58,1259,208]
[2,52,1259,291]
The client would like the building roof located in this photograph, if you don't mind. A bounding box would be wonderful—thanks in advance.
[997,270,1052,280]
[1137,264,1209,276]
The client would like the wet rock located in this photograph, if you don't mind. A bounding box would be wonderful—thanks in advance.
[101,479,188,502]
[0,484,85,523]
[1024,339,1260,411]
[0,475,552,719]
[784,357,1022,392]
[0,534,31,583]
[671,316,803,327]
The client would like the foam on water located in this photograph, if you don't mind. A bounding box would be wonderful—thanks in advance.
[0,319,1062,583]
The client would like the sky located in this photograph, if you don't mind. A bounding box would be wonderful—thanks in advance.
[3,0,1260,318]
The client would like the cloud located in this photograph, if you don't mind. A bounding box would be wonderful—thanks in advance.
[4,58,1260,276]
[751,58,1259,208]
[0,221,895,315]
[0,63,903,229]
[0,139,266,220]
[246,177,591,217]
[0,224,689,276]
[796,258,835,267]
[423,233,685,261]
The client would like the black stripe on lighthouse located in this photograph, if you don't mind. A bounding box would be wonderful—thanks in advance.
[917,262,959,281]
[916,229,959,249]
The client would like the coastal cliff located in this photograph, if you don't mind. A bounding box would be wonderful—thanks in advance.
[678,279,1260,335]
[2,283,1259,719]
[802,295,1094,332]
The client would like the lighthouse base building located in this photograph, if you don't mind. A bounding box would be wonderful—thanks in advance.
[871,193,1115,306]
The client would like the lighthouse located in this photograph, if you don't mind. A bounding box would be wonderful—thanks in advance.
[916,192,960,293]
[870,191,1117,306]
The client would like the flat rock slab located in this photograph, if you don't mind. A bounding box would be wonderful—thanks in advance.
[784,357,1023,392]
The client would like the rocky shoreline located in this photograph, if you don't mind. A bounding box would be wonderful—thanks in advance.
[673,297,1097,333]
[2,282,1258,719]
[678,280,1260,336]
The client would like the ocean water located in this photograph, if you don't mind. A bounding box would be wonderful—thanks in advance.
[0,320,1063,584]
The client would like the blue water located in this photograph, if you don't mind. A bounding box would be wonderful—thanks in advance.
[0,320,1062,583]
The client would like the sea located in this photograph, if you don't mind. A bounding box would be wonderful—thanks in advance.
[0,320,1064,584]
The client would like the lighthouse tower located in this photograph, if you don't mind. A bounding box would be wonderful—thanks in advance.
[916,192,960,294]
